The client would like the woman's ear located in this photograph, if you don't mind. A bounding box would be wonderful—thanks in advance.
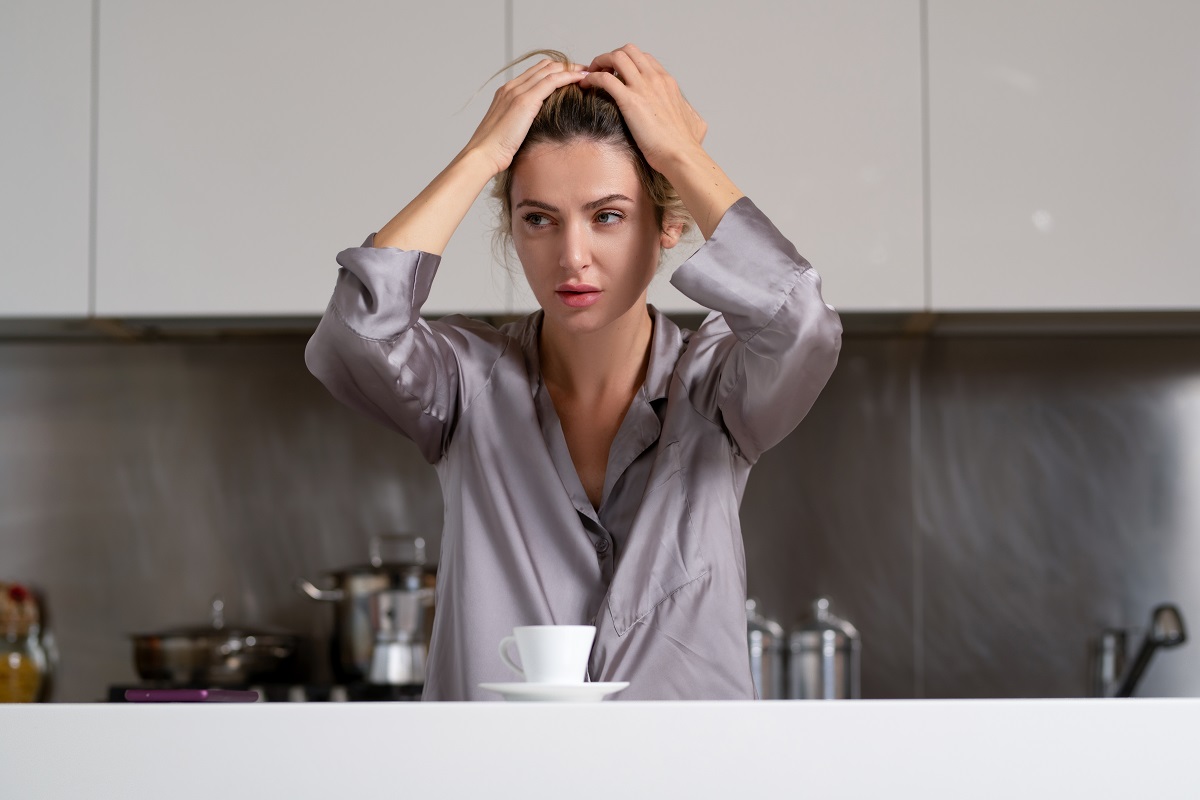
[660,220,685,250]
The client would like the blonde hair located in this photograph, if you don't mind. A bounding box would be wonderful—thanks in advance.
[487,50,694,269]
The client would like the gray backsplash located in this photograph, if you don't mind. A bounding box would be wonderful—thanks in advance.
[2,322,1197,701]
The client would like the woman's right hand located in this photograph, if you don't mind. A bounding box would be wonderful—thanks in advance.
[370,59,584,254]
[461,59,587,175]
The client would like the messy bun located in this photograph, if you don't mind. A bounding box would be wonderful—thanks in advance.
[487,49,693,268]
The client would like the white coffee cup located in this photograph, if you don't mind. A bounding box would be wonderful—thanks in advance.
[498,625,596,684]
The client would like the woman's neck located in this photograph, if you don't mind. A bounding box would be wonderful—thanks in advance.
[539,304,654,401]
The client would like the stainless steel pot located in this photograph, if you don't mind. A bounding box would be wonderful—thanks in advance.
[131,597,300,687]
[295,533,436,683]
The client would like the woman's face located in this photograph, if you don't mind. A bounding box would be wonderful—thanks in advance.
[510,138,681,337]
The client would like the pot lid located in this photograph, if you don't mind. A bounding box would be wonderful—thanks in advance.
[131,596,296,640]
[329,561,435,578]
[327,533,437,576]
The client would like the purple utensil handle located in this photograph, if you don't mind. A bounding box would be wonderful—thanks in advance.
[124,689,260,702]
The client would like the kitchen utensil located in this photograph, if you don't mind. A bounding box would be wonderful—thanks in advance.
[367,586,435,685]
[498,625,595,684]
[295,533,437,683]
[746,598,787,699]
[130,596,300,687]
[477,681,628,702]
[787,597,861,700]
[1105,603,1188,697]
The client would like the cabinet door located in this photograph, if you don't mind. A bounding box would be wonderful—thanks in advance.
[511,0,925,314]
[0,1,92,317]
[96,1,506,317]
[928,1,1200,310]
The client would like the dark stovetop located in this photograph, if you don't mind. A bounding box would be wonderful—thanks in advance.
[106,682,424,702]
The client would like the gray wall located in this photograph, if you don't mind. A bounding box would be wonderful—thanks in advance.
[748,330,1200,699]
[2,323,1198,701]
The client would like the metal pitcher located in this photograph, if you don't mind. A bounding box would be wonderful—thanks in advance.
[295,533,436,683]
[367,587,435,686]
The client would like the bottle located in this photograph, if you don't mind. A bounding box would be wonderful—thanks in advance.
[1,583,49,703]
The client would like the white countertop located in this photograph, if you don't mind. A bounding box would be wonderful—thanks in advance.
[4,699,1197,799]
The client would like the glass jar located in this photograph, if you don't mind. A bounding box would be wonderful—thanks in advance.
[1,583,48,703]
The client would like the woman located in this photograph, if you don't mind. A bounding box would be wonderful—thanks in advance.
[306,45,842,700]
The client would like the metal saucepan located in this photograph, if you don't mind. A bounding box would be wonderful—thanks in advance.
[295,533,436,683]
[131,597,300,687]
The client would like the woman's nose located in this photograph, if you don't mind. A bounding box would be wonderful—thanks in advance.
[559,222,591,271]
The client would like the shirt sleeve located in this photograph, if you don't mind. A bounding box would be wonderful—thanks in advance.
[304,234,490,464]
[668,196,843,463]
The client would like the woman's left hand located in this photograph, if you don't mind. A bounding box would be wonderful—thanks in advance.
[580,44,707,176]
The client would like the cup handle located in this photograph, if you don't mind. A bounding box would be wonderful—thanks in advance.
[498,635,524,678]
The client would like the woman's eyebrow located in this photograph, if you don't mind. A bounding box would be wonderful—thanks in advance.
[514,193,635,213]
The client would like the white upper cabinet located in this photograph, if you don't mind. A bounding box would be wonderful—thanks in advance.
[0,1,92,317]
[928,1,1200,311]
[96,1,507,317]
[511,0,926,313]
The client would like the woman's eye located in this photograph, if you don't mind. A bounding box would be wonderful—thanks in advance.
[522,213,550,227]
[595,211,624,225]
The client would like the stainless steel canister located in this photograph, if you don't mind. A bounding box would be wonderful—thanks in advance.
[787,597,861,700]
[746,598,787,699]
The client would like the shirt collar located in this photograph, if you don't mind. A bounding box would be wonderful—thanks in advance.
[643,304,682,402]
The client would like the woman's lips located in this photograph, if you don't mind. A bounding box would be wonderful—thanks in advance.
[555,284,601,308]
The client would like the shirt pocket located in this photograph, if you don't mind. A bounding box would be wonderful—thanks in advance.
[605,440,711,637]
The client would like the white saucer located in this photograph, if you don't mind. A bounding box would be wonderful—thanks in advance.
[478,682,630,702]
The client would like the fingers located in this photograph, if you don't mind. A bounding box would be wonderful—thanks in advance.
[587,44,664,82]
[507,58,572,93]
[527,67,587,102]
[515,58,587,81]
[638,50,667,74]
[503,59,587,102]
[578,69,625,96]
[617,43,657,75]
[587,51,636,83]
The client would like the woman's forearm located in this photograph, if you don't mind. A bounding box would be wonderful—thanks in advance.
[659,146,745,241]
[372,148,498,254]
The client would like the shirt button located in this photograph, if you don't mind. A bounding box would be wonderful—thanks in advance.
[596,538,610,555]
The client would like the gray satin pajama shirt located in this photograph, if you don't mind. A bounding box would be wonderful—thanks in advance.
[305,196,842,700]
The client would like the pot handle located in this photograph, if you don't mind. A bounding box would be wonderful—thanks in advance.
[369,533,426,568]
[293,578,345,603]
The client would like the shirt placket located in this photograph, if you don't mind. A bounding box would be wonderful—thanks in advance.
[532,383,616,585]
[524,308,676,622]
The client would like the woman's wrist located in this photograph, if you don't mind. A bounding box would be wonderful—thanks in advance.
[452,145,504,183]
